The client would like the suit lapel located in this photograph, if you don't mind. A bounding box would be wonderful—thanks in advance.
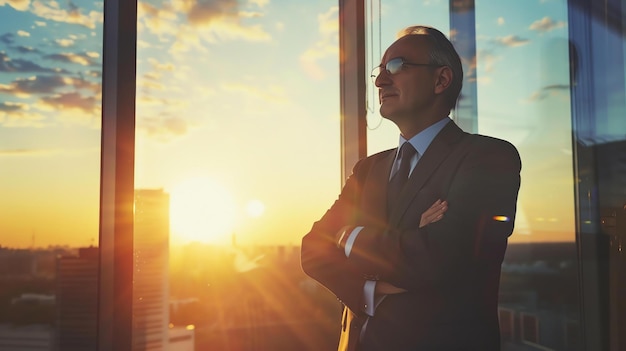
[360,150,395,225]
[389,121,467,225]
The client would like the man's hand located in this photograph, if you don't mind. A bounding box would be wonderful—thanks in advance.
[419,199,448,228]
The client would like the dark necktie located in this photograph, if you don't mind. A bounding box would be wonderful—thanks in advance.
[387,142,417,208]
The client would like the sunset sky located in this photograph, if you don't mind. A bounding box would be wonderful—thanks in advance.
[0,0,576,248]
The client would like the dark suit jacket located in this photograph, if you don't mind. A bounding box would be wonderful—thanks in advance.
[301,121,521,351]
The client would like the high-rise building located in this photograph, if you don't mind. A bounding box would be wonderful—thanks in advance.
[56,190,181,351]
[56,247,99,351]
[133,189,170,351]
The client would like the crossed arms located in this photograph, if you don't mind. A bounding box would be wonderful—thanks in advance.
[300,139,521,314]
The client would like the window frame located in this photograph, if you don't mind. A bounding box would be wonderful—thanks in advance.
[98,0,138,350]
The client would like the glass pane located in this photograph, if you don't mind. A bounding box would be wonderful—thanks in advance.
[366,0,582,350]
[474,3,581,349]
[0,1,103,350]
[134,1,341,350]
[568,1,626,348]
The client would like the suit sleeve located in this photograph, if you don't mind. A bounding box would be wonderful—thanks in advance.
[344,139,522,291]
[300,159,369,314]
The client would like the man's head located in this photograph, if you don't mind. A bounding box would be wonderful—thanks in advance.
[373,26,463,136]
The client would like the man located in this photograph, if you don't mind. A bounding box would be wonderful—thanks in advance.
[301,25,521,351]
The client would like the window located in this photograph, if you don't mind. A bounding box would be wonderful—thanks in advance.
[0,1,103,350]
[365,1,583,350]
[133,0,342,349]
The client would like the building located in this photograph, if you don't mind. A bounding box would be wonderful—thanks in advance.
[56,247,99,351]
[133,189,170,351]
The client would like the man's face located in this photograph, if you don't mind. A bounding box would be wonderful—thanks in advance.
[375,36,437,123]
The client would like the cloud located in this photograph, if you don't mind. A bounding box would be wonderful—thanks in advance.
[84,69,101,78]
[464,54,477,81]
[529,16,566,33]
[138,2,179,37]
[137,39,151,49]
[0,91,101,128]
[0,0,30,11]
[138,58,175,86]
[138,79,165,91]
[497,17,505,25]
[471,46,506,84]
[31,0,102,29]
[0,33,15,45]
[55,38,75,47]
[248,0,269,7]
[318,6,338,36]
[300,6,339,80]
[167,24,208,54]
[0,75,66,96]
[148,57,175,72]
[239,10,263,18]
[184,0,239,26]
[39,91,99,113]
[138,115,189,140]
[527,84,569,102]
[14,46,40,54]
[494,35,530,47]
[0,53,66,73]
[138,0,272,56]
[0,101,28,112]
[44,52,99,66]
[71,75,101,93]
[201,20,271,42]
[0,101,46,127]
[0,74,100,96]
[477,49,499,74]
[184,0,270,39]
[16,30,30,37]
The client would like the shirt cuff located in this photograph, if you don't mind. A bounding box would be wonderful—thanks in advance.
[362,280,377,316]
[344,226,364,257]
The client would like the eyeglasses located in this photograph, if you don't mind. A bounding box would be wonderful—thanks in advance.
[370,57,442,82]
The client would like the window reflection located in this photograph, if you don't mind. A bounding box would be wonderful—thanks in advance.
[366,0,583,350]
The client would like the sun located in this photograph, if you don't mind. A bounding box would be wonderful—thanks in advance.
[169,177,236,245]
[245,199,265,218]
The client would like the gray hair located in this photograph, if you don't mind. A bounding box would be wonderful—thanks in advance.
[398,26,463,110]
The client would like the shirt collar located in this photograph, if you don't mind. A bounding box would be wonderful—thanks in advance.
[398,117,450,156]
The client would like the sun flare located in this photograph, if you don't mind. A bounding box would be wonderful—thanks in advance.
[245,199,265,218]
[169,177,236,244]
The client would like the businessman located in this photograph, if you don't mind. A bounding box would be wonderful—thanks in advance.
[301,25,521,351]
